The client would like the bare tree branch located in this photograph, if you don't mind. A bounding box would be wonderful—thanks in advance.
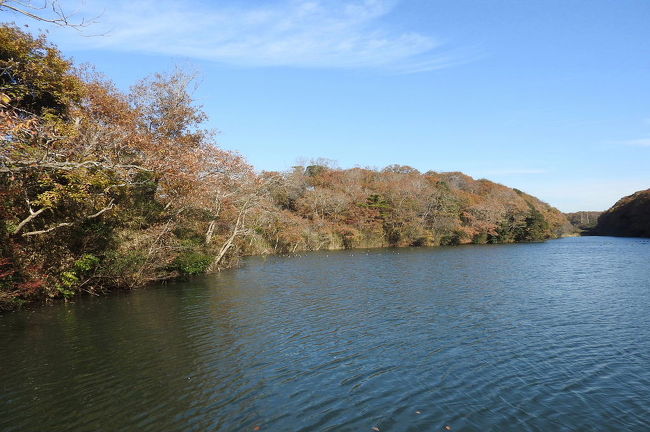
[15,201,115,237]
[0,159,153,174]
[12,206,47,235]
[22,221,73,237]
[87,199,114,218]
[0,0,94,29]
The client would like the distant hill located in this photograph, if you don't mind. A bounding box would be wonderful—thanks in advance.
[591,189,650,237]
[565,211,602,232]
[257,166,573,251]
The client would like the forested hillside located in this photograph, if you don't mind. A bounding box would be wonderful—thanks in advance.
[257,165,569,252]
[591,189,650,238]
[565,211,602,233]
[0,26,569,309]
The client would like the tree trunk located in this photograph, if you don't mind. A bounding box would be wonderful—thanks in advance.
[205,220,216,244]
[210,208,246,270]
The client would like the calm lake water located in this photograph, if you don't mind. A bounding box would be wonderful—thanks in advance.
[1,236,650,431]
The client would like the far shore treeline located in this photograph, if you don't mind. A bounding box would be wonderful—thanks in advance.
[1,25,573,309]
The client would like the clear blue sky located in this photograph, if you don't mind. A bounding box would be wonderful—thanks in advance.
[7,0,650,211]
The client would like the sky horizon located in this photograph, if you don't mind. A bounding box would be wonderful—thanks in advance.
[5,0,649,212]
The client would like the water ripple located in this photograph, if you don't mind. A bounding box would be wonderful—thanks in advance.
[1,237,650,431]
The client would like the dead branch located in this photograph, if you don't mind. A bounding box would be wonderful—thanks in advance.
[17,201,115,237]
[0,159,152,174]
[87,199,114,218]
[0,0,94,29]
[12,206,47,235]
[22,222,73,237]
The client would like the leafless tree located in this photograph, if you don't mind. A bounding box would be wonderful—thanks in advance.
[0,0,93,28]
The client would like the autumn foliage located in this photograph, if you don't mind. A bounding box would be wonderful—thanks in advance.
[1,25,252,308]
[0,25,570,309]
[249,166,569,254]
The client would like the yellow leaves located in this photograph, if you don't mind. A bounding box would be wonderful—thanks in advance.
[31,167,117,210]
[33,190,57,209]
[0,24,86,117]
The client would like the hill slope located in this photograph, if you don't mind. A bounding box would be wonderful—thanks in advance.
[591,189,650,237]
[251,166,572,252]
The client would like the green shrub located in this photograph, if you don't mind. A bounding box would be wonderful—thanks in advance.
[73,254,100,272]
[53,254,100,298]
[172,252,212,276]
[55,271,78,298]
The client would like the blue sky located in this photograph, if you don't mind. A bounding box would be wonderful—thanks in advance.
[7,0,650,211]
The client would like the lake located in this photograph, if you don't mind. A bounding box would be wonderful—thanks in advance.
[1,236,649,431]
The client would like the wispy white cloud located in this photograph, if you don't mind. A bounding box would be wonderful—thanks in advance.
[479,168,547,176]
[49,0,469,72]
[614,138,650,147]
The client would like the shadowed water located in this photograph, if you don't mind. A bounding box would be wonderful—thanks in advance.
[1,237,649,431]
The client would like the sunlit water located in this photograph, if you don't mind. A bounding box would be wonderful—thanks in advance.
[1,237,649,431]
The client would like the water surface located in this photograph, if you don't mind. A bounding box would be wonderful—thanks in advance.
[1,237,649,431]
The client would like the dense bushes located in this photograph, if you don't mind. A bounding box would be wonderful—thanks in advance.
[1,25,253,309]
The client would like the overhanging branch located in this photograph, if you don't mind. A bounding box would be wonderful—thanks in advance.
[0,159,152,174]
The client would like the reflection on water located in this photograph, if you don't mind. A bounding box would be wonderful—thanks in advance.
[1,237,649,431]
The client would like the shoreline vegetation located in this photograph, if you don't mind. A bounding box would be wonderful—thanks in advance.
[1,25,575,310]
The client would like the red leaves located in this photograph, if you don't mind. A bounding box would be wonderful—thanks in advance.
[0,258,14,279]
[16,278,45,295]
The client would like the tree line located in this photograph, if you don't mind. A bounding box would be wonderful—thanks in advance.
[0,25,570,309]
